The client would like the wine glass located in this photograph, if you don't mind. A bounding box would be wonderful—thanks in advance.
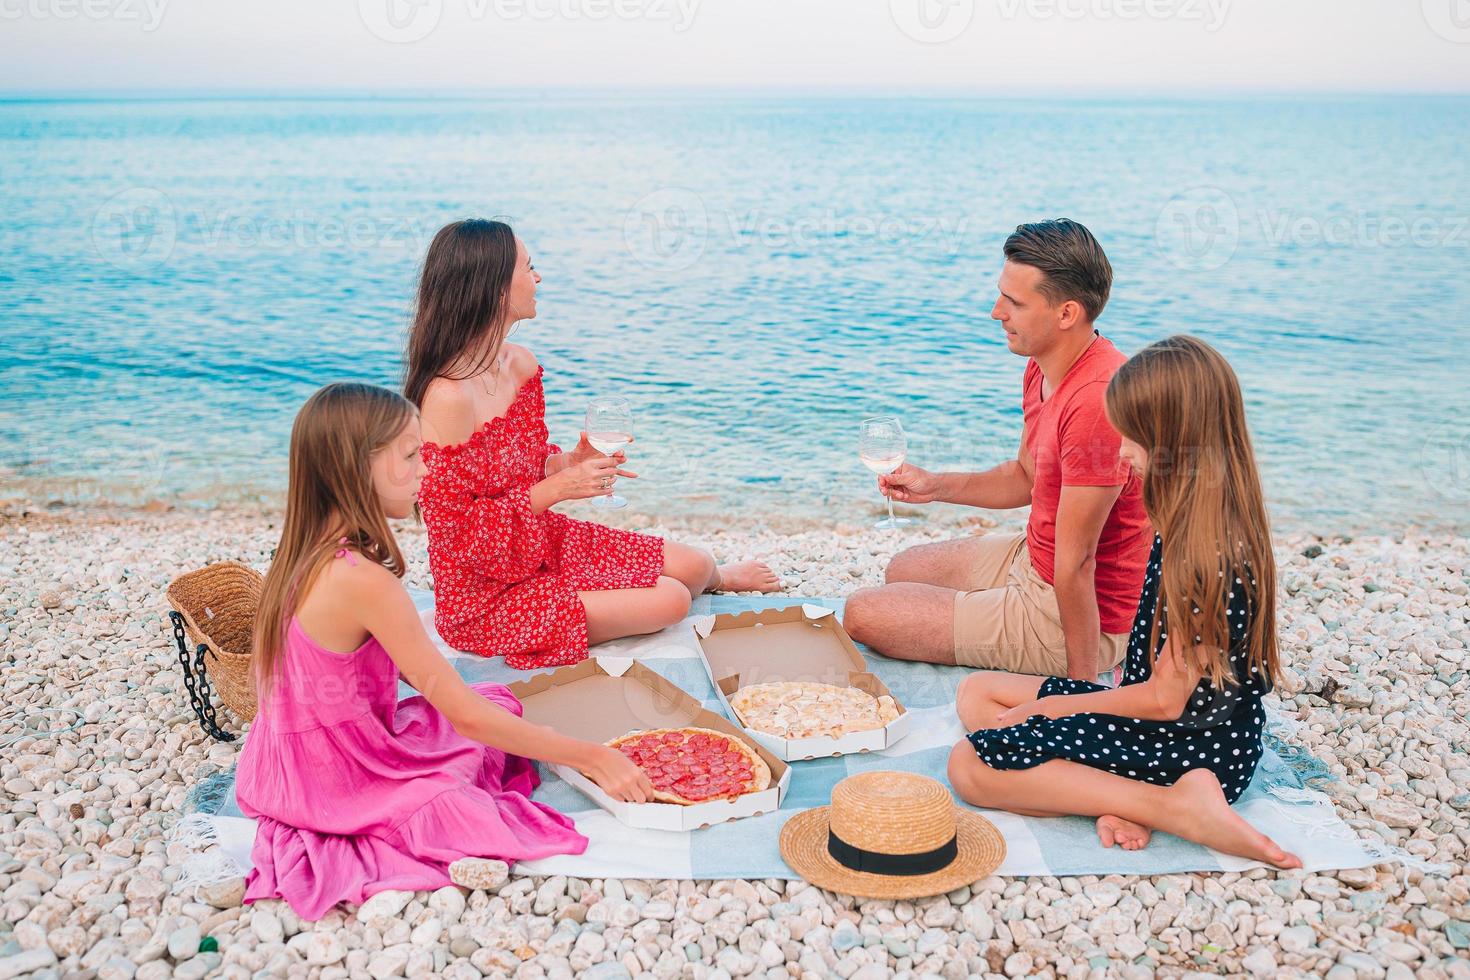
[585,396,633,510]
[859,416,915,530]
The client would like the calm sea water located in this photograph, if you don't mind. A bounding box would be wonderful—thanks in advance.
[2,96,1468,532]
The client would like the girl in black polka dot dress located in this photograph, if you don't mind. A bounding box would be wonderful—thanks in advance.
[947,336,1301,869]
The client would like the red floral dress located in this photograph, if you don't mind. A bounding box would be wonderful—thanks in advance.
[418,367,665,669]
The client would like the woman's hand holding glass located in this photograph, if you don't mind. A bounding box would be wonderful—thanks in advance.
[585,396,635,510]
[555,454,636,503]
[570,430,633,468]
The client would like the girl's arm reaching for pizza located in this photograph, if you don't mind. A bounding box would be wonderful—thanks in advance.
[459,710,653,803]
[349,565,655,803]
[575,744,655,803]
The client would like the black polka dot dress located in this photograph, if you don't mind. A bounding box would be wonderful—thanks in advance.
[966,535,1269,804]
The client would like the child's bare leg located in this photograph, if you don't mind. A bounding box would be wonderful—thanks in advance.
[946,744,1301,869]
[954,672,1045,731]
[956,674,1147,848]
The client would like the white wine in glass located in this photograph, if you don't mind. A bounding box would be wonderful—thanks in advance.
[859,416,916,530]
[585,396,633,510]
[587,433,632,455]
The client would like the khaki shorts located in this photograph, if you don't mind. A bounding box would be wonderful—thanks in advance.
[953,533,1129,676]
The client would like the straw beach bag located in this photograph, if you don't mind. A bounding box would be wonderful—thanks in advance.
[165,561,263,740]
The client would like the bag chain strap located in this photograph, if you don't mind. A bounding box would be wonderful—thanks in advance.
[169,611,237,743]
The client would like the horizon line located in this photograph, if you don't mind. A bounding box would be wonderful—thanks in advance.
[3,86,1470,104]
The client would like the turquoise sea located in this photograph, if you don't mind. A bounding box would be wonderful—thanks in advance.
[2,96,1468,532]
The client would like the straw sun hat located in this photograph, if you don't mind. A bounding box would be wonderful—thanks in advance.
[780,771,1005,900]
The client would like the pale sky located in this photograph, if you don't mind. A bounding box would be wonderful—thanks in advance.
[1,0,1468,95]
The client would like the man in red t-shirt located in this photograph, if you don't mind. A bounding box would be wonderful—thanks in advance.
[844,220,1152,681]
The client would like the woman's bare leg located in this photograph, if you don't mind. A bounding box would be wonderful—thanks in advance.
[956,673,1149,847]
[579,577,693,645]
[661,541,780,595]
[946,744,1301,868]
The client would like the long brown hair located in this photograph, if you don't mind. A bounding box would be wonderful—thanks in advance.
[1105,335,1279,689]
[402,218,519,409]
[254,383,414,700]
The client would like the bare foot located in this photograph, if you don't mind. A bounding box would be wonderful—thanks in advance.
[1170,769,1303,869]
[714,560,781,594]
[1097,814,1152,851]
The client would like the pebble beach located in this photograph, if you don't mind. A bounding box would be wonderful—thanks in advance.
[1,499,1467,980]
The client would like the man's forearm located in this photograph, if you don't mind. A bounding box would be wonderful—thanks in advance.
[935,460,1033,510]
[1053,561,1101,681]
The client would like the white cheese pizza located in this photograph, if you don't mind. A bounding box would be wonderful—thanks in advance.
[729,682,900,740]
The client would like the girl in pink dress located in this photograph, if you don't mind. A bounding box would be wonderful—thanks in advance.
[404,219,780,669]
[236,382,654,920]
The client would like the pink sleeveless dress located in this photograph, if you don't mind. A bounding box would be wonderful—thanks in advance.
[235,606,588,920]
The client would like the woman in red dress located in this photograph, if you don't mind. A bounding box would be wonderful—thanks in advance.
[404,219,779,669]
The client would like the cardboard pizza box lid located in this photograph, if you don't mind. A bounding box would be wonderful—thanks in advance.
[689,604,912,761]
[509,658,789,832]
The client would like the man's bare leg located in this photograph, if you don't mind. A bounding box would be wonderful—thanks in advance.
[845,534,1021,662]
[884,536,1011,589]
[842,583,959,664]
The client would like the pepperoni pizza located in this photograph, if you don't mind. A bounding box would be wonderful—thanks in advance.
[606,727,772,805]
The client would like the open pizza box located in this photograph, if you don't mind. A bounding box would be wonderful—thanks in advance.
[507,658,789,832]
[691,604,912,761]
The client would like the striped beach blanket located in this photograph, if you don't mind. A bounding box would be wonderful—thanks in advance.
[179,592,1401,882]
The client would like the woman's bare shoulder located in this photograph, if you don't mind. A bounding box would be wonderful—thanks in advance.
[420,376,478,446]
[503,343,537,375]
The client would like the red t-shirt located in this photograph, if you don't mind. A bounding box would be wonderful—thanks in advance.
[1022,333,1153,635]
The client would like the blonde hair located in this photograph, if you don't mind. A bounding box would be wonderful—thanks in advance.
[254,383,413,701]
[1105,336,1279,689]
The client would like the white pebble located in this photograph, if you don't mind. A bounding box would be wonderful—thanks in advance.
[251,908,284,944]
[357,889,414,923]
